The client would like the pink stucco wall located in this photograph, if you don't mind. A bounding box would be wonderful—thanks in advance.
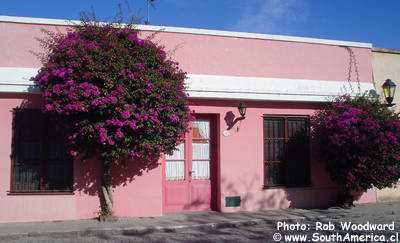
[0,21,372,83]
[0,95,376,222]
[190,99,376,212]
[0,19,376,222]
[0,94,162,223]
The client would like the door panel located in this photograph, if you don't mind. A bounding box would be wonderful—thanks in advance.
[165,184,189,205]
[163,115,216,212]
[190,182,211,210]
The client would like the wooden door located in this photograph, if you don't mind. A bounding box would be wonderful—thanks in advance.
[163,115,216,212]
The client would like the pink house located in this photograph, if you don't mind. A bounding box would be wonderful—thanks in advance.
[0,15,377,223]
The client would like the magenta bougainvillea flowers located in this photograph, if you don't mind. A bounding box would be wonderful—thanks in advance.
[312,95,400,191]
[32,23,194,164]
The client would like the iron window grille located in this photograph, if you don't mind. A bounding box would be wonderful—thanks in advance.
[263,116,311,187]
[10,109,73,193]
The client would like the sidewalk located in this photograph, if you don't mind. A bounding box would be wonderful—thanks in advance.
[0,202,399,241]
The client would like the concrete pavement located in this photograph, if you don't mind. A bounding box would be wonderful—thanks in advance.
[0,202,399,241]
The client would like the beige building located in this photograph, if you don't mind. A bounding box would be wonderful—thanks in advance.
[372,48,400,202]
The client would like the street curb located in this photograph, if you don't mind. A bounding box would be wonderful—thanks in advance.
[0,215,327,240]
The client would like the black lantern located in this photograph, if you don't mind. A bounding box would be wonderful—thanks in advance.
[382,79,396,107]
[238,102,246,118]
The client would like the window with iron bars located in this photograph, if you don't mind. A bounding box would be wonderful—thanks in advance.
[10,109,73,193]
[263,116,311,187]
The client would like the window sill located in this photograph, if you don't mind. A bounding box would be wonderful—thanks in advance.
[7,191,74,195]
[263,184,312,189]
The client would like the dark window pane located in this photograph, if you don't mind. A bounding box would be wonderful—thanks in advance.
[12,164,40,191]
[264,139,285,162]
[12,110,43,191]
[285,117,310,186]
[14,110,43,139]
[46,141,73,191]
[263,116,310,187]
[11,109,72,192]
[264,140,269,161]
[264,118,284,139]
[46,162,73,191]
[265,163,283,185]
[287,118,307,138]
[16,141,41,162]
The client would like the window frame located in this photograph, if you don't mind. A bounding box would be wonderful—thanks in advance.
[262,115,311,188]
[9,109,73,194]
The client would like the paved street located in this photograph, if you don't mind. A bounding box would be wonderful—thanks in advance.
[17,215,399,242]
[1,202,400,242]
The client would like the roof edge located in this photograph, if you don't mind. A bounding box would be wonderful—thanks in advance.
[0,15,372,49]
[372,47,400,54]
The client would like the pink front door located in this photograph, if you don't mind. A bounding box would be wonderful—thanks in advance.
[163,115,217,212]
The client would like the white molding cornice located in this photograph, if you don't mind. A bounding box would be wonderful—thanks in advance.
[0,15,372,48]
[186,74,374,102]
[0,67,375,102]
[0,67,41,93]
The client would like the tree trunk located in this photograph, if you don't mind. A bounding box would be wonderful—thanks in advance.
[101,163,114,216]
[341,188,355,208]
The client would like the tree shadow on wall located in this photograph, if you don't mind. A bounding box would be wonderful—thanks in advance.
[219,170,340,215]
[173,176,294,230]
[8,93,43,110]
[73,154,160,215]
[221,176,290,211]
[174,175,291,220]
[7,93,162,215]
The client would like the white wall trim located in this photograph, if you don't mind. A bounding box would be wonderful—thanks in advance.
[0,67,41,93]
[0,15,372,49]
[186,74,374,102]
[0,67,375,102]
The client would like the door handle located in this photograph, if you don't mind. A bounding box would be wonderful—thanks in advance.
[188,171,193,176]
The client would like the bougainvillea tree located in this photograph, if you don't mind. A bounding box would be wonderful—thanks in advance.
[32,19,193,216]
[312,95,400,201]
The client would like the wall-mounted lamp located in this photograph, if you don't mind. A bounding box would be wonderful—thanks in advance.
[238,102,247,118]
[382,79,396,107]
